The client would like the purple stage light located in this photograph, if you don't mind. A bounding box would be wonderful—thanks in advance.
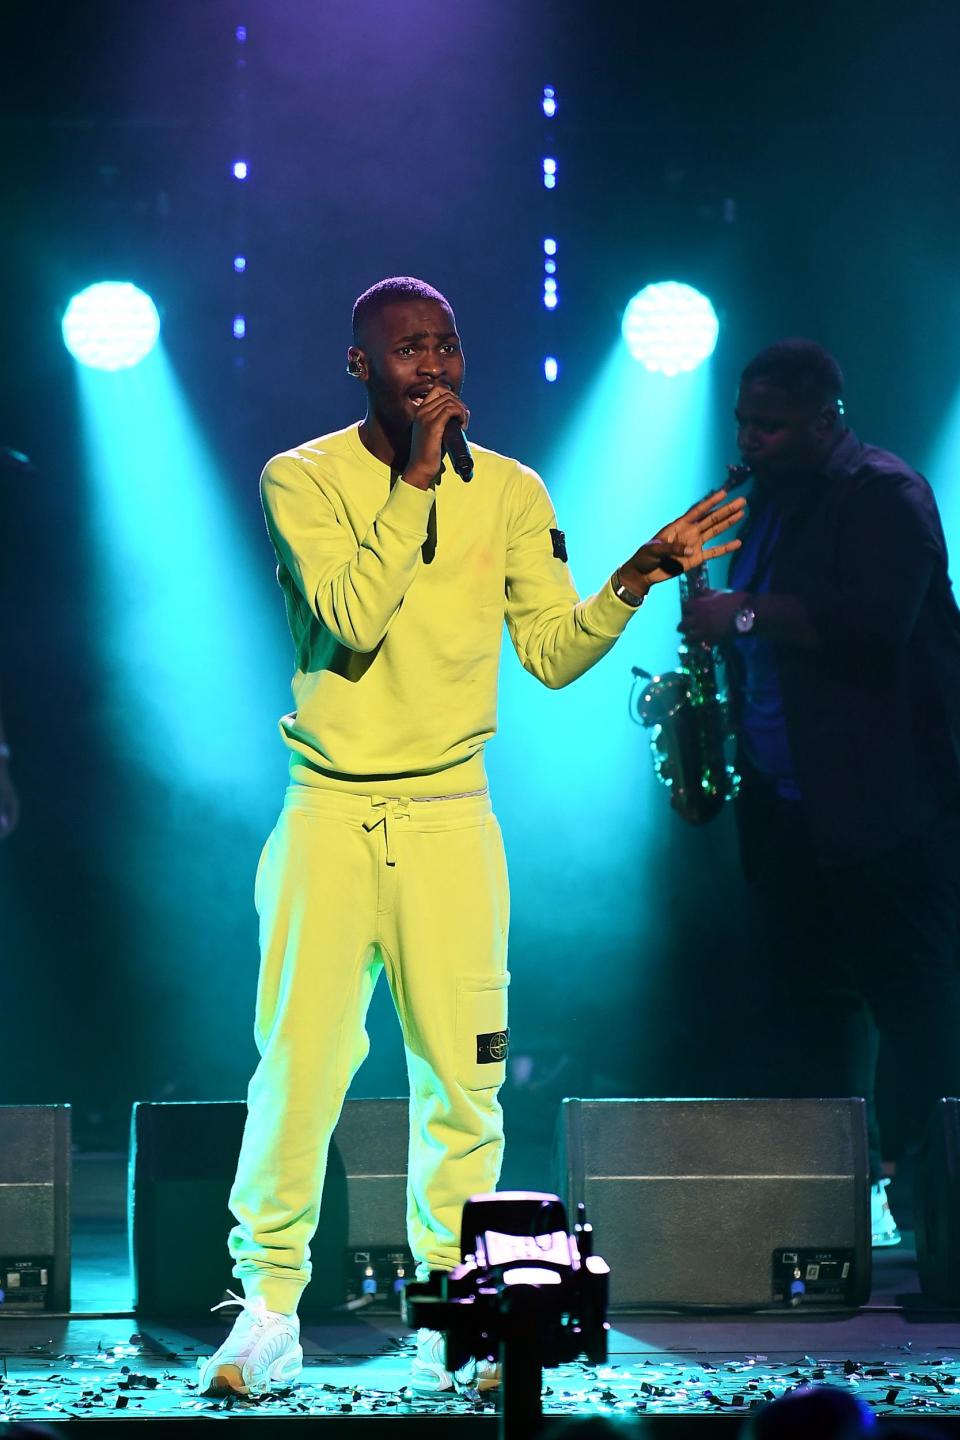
[235,25,247,42]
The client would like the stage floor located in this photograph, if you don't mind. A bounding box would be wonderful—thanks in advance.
[1,1156,959,1430]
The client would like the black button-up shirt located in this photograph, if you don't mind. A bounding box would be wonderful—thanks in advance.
[727,428,960,866]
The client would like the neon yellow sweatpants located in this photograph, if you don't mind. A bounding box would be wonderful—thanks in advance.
[227,780,510,1314]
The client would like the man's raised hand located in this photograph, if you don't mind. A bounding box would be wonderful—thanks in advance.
[616,488,746,597]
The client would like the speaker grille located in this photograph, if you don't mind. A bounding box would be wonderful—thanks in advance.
[129,1098,410,1314]
[558,1098,869,1310]
[0,1105,71,1311]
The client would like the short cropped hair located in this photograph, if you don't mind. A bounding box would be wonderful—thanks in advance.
[741,339,844,405]
[352,276,452,342]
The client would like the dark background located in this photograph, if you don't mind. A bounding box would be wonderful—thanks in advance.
[2,0,959,1163]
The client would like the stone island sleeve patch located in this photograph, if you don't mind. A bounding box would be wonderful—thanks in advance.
[476,1029,510,1065]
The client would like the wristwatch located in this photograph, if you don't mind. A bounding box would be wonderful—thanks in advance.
[734,603,756,635]
[612,570,646,608]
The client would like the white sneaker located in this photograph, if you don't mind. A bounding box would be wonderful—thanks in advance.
[871,1178,902,1247]
[197,1291,303,1396]
[410,1328,500,1396]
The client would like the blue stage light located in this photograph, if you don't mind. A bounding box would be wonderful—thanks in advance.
[620,281,719,376]
[544,238,557,256]
[544,292,558,311]
[542,87,557,118]
[235,25,247,41]
[232,160,248,180]
[61,282,161,371]
[544,357,559,383]
[543,157,557,189]
[233,255,246,273]
[233,315,246,339]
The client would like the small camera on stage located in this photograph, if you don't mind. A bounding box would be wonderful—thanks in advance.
[403,1190,610,1425]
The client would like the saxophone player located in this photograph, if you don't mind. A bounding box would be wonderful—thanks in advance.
[681,339,960,1247]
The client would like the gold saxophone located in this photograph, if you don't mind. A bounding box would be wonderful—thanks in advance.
[630,465,750,825]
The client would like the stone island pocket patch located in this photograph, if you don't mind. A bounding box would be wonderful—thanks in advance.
[550,528,568,562]
[457,975,510,1089]
[476,1029,510,1065]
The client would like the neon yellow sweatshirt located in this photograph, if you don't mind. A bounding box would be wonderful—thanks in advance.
[260,422,637,788]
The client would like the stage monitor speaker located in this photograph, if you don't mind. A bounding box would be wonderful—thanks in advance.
[557,1097,870,1310]
[0,1104,71,1312]
[915,1097,960,1305]
[129,1098,411,1316]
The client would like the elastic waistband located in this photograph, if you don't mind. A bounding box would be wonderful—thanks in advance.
[282,783,492,830]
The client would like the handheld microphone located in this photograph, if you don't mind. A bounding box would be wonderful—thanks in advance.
[443,419,474,482]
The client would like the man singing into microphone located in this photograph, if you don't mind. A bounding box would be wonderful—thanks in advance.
[200,276,744,1399]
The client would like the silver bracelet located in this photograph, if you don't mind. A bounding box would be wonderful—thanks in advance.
[612,570,646,609]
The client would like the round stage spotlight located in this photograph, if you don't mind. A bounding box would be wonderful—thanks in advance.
[621,282,719,376]
[61,282,161,371]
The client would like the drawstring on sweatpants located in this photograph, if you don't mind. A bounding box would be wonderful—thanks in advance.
[363,796,412,866]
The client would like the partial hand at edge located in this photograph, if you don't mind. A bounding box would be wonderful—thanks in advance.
[0,765,19,839]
